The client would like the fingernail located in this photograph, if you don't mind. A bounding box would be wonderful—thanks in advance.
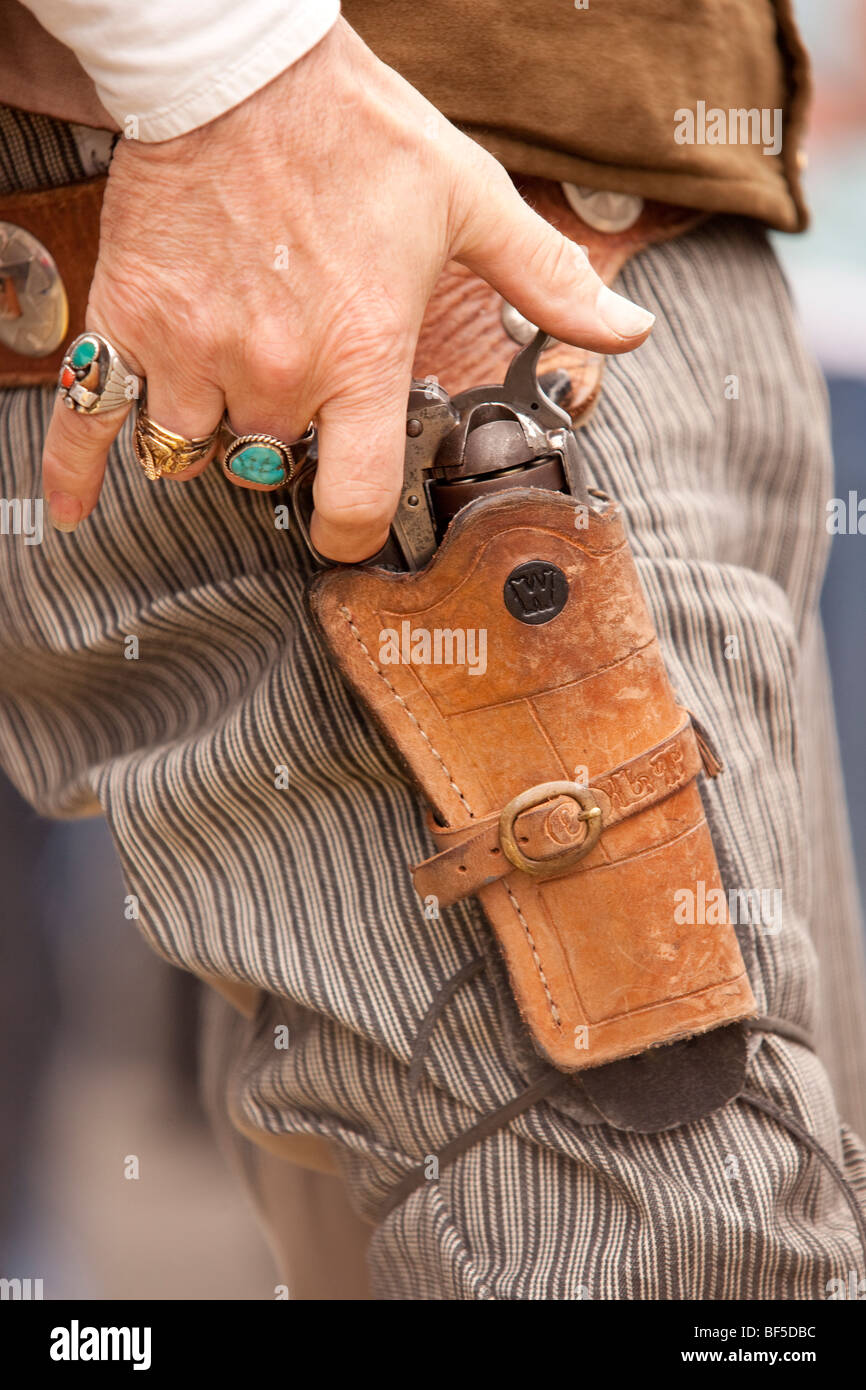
[595,284,655,338]
[47,492,83,533]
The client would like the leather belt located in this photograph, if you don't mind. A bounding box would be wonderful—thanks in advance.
[413,712,720,908]
[0,173,702,410]
[0,175,106,386]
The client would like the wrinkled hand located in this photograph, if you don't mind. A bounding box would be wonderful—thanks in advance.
[42,18,655,560]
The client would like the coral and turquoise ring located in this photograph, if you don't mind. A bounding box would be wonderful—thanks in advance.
[219,417,316,492]
[57,332,142,415]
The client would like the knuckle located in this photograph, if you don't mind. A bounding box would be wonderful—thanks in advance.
[172,302,219,359]
[329,287,412,368]
[526,229,592,291]
[45,419,116,477]
[88,275,149,343]
[250,341,307,399]
[313,476,394,532]
[234,316,307,398]
[447,145,516,246]
[91,273,216,373]
[476,151,515,199]
[454,138,507,196]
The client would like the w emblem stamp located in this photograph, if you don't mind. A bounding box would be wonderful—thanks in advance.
[503,561,569,625]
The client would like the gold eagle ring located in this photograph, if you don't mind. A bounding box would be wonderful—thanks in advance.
[133,406,220,481]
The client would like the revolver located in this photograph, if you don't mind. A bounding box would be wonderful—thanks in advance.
[290,329,591,570]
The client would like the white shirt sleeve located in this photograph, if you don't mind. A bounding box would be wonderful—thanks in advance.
[19,0,341,141]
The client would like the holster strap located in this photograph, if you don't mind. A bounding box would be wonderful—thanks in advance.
[412,713,719,909]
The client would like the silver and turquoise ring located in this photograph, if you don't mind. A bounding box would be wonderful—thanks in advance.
[219,417,316,492]
[57,332,142,415]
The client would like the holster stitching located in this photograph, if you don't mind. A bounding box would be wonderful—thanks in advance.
[337,604,474,815]
[337,602,562,1027]
[505,884,561,1028]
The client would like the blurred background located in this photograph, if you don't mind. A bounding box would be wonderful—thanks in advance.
[777,0,866,917]
[1,0,864,1299]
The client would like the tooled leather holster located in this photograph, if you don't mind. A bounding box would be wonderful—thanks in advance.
[307,194,756,1113]
[311,479,755,1075]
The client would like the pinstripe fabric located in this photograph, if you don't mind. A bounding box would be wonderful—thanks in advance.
[0,107,85,194]
[363,1039,866,1300]
[1,214,865,1298]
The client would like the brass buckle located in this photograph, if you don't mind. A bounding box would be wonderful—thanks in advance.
[499,781,603,879]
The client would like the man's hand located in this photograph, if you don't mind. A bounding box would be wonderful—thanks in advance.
[42,18,654,560]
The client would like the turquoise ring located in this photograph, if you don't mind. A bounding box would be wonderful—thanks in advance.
[219,417,315,492]
[58,332,142,415]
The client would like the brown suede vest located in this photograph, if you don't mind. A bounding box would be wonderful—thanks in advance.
[343,0,811,232]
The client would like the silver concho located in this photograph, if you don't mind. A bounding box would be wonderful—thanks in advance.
[0,221,68,358]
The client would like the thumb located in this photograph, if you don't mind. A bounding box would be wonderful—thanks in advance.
[451,159,655,354]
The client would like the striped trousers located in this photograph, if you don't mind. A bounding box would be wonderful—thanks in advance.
[1,214,865,1298]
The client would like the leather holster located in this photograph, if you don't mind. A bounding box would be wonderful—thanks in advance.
[308,186,755,1089]
[310,488,755,1073]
